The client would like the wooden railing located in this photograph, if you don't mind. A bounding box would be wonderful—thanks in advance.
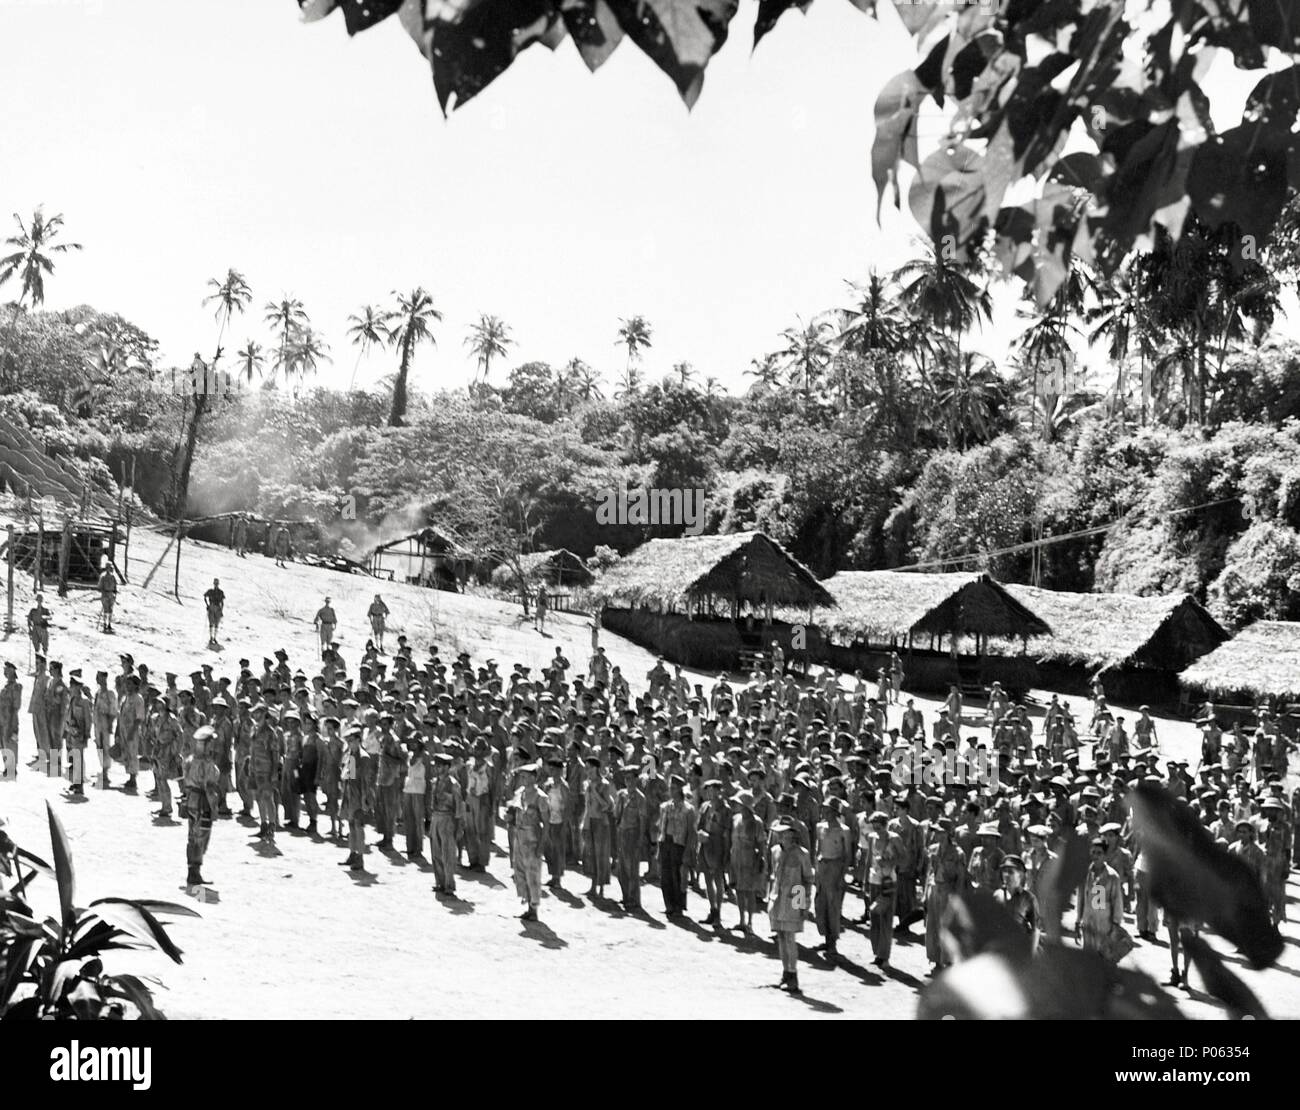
[517,592,572,613]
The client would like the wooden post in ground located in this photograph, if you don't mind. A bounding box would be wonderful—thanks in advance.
[123,504,132,581]
[57,518,72,597]
[173,521,184,600]
[5,525,14,634]
[33,514,43,592]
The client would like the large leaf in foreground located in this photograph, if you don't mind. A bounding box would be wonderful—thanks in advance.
[918,946,1184,1020]
[45,803,76,931]
[1129,783,1282,969]
[82,901,185,965]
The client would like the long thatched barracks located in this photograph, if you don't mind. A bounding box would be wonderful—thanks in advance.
[1179,620,1300,707]
[791,570,1051,695]
[996,585,1229,703]
[592,531,832,670]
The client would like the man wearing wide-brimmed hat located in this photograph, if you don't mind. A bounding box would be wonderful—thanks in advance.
[695,778,728,925]
[967,821,1004,890]
[183,725,222,886]
[767,819,813,994]
[924,817,965,974]
[862,809,903,968]
[508,761,549,922]
[729,789,766,934]
[1259,798,1290,925]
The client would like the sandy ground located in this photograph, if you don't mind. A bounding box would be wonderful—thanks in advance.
[1,527,1297,1019]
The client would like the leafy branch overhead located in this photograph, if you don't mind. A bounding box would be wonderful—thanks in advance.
[299,1,1300,306]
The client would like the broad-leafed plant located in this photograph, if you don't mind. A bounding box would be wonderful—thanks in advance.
[0,803,198,1019]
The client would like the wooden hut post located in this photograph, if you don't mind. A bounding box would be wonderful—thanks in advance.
[33,513,43,592]
[174,521,184,599]
[57,518,72,597]
[123,503,132,581]
[419,535,428,590]
[5,525,14,634]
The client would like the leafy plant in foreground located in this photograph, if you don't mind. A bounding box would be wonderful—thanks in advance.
[0,803,198,1019]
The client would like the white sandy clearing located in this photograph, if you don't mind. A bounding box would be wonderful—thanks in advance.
[0,527,1296,1019]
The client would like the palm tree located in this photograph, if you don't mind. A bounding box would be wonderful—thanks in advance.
[346,305,390,391]
[235,341,265,385]
[385,287,441,426]
[1141,219,1280,423]
[703,375,722,398]
[173,268,253,514]
[465,314,513,382]
[614,365,642,400]
[671,361,697,389]
[1013,266,1086,433]
[286,327,330,385]
[263,297,309,384]
[1086,266,1159,423]
[776,314,835,400]
[616,315,652,391]
[893,240,991,414]
[745,353,784,393]
[0,207,82,386]
[837,271,909,417]
[932,351,1006,449]
[567,358,603,402]
[205,269,252,356]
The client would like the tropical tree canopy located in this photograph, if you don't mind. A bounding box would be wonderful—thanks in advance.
[298,0,1300,310]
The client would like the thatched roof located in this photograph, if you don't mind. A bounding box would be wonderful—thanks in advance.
[1003,585,1228,672]
[812,570,1050,645]
[492,548,593,587]
[592,531,833,611]
[369,525,470,560]
[0,414,119,516]
[1179,621,1300,700]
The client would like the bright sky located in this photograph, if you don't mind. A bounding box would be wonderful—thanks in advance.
[0,0,1288,396]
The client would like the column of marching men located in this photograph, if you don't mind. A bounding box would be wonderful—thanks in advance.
[0,635,1294,997]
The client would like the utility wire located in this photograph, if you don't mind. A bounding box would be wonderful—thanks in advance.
[895,495,1242,572]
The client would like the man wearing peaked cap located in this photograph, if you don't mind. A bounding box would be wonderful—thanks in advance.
[994,853,1040,947]
[63,669,91,797]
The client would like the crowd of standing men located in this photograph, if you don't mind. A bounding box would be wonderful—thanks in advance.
[0,615,1295,996]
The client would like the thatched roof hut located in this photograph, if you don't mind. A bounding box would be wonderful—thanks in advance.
[592,531,832,615]
[367,526,473,591]
[492,548,593,589]
[812,570,1050,647]
[1001,585,1227,673]
[1179,621,1300,701]
[0,414,119,516]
